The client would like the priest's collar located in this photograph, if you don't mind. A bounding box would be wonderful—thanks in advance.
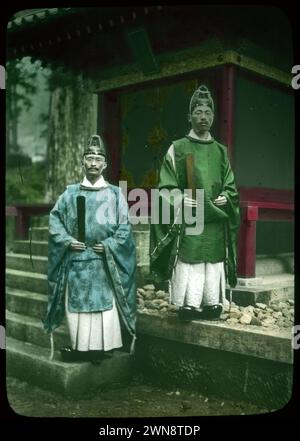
[186,129,213,144]
[80,175,108,191]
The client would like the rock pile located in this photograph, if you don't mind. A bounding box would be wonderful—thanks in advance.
[222,299,294,329]
[137,285,177,315]
[137,285,294,330]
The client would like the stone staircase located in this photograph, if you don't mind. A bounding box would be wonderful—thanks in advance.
[6,226,140,397]
[6,223,294,399]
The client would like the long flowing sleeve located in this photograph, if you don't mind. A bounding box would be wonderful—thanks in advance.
[48,192,76,283]
[101,188,137,339]
[219,149,240,287]
[44,190,76,333]
[150,149,184,283]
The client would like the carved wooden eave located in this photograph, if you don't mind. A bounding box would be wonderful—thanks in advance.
[94,49,292,92]
[6,6,164,68]
[6,6,293,92]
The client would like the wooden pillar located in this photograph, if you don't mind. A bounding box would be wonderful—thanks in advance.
[219,65,235,162]
[15,209,29,239]
[237,205,258,278]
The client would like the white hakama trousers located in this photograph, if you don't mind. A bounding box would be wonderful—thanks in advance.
[170,259,226,309]
[65,286,123,352]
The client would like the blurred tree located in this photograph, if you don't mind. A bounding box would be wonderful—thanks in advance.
[6,58,38,156]
[6,162,46,204]
[46,69,97,201]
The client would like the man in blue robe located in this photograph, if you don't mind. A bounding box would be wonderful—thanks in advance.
[43,135,136,363]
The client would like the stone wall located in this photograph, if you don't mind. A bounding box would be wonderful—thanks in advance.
[135,324,293,409]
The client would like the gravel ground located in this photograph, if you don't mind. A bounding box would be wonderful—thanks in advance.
[6,375,271,418]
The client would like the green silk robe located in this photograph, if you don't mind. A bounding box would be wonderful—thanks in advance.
[150,136,240,287]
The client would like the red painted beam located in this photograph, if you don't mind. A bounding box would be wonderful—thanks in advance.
[6,206,18,216]
[6,204,54,239]
[243,205,258,221]
[219,65,235,162]
[15,211,29,240]
[100,92,121,185]
[237,207,257,278]
[239,186,294,204]
[240,201,294,210]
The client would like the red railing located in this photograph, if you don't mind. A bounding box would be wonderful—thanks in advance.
[237,187,294,278]
[6,204,53,239]
[6,186,294,278]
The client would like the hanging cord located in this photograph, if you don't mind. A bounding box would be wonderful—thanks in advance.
[224,220,232,313]
[49,333,54,360]
[229,288,232,313]
[130,335,136,355]
[29,220,34,270]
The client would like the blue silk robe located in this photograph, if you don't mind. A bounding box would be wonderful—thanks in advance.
[43,183,136,342]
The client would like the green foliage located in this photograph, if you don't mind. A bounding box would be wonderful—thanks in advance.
[6,162,46,204]
[6,57,39,154]
[6,58,38,110]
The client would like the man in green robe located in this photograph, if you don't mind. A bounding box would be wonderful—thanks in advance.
[150,85,240,321]
[43,135,136,362]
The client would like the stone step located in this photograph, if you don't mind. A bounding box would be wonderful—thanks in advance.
[5,256,149,291]
[6,253,48,274]
[6,306,131,351]
[230,274,294,306]
[135,313,292,407]
[6,310,69,349]
[238,273,294,287]
[6,288,47,319]
[29,221,150,243]
[6,268,47,294]
[6,337,134,397]
[136,312,292,364]
[26,227,149,243]
[12,233,149,259]
[13,240,48,257]
[9,249,149,281]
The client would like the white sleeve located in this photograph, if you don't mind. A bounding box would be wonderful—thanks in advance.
[166,144,175,171]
